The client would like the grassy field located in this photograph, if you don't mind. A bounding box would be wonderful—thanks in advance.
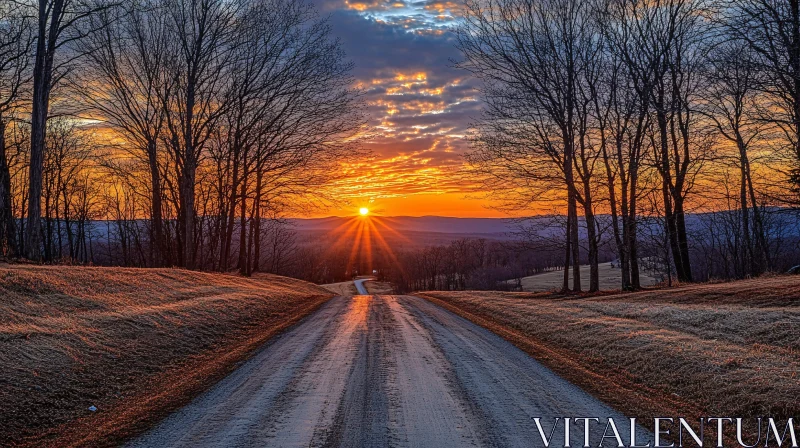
[0,265,332,447]
[519,261,659,291]
[418,276,800,436]
[321,278,394,295]
[364,279,394,294]
[321,280,358,295]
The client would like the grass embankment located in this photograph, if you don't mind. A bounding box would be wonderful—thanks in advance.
[321,280,358,295]
[0,265,332,447]
[364,280,394,294]
[418,277,800,430]
[321,279,394,295]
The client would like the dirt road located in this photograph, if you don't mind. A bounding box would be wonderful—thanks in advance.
[353,278,369,294]
[128,294,652,447]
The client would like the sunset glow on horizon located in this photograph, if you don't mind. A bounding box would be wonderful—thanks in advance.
[317,0,487,217]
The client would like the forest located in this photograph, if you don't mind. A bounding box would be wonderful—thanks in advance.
[453,0,800,291]
[0,0,363,274]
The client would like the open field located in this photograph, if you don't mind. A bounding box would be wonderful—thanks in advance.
[418,276,800,436]
[519,261,659,291]
[0,265,332,447]
[364,279,394,294]
[321,280,358,296]
[321,278,394,295]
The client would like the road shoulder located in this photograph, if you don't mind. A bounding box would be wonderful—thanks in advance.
[413,292,695,435]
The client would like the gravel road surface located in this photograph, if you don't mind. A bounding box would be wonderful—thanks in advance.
[354,278,369,295]
[128,294,652,447]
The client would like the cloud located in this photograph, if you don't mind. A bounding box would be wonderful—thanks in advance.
[318,7,482,202]
[341,0,408,12]
[329,10,458,75]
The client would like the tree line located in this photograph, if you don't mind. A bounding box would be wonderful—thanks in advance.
[378,214,800,293]
[0,0,363,273]
[383,238,555,292]
[456,0,800,291]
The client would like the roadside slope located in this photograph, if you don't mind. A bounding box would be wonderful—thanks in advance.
[0,265,332,447]
[321,280,357,296]
[417,276,800,434]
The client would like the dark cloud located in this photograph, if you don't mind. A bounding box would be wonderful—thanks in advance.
[328,10,460,78]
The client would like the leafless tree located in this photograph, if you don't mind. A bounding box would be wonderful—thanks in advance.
[41,116,92,260]
[80,0,171,265]
[456,0,602,291]
[699,41,772,275]
[0,3,33,257]
[158,0,237,268]
[259,216,297,276]
[0,0,364,272]
[21,0,118,261]
[593,0,660,289]
[208,0,361,274]
[643,0,712,283]
[722,0,800,202]
[457,0,723,289]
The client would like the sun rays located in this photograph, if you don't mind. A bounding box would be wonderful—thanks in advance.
[318,212,407,279]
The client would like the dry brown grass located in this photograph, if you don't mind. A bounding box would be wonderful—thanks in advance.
[364,280,394,294]
[0,265,332,447]
[320,279,394,295]
[519,262,659,291]
[418,276,800,431]
[321,280,358,295]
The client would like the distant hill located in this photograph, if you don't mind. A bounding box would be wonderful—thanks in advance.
[290,209,800,251]
[288,216,518,250]
[291,216,517,235]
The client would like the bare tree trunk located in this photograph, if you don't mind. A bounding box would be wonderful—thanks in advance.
[584,205,599,292]
[0,120,16,257]
[180,118,196,269]
[746,163,770,270]
[602,145,629,290]
[628,163,642,288]
[577,147,599,292]
[674,198,692,281]
[251,169,263,273]
[246,214,254,276]
[63,188,73,260]
[628,132,643,290]
[26,0,65,262]
[657,107,688,282]
[147,140,166,267]
[179,157,196,269]
[737,138,754,274]
[238,165,248,276]
[26,86,47,260]
[44,190,52,261]
[562,214,571,292]
[568,190,581,292]
[222,155,240,271]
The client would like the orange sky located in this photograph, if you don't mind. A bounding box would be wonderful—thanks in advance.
[308,0,792,218]
[308,0,493,218]
[321,193,507,218]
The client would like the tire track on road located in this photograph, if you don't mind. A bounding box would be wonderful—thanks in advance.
[128,294,653,448]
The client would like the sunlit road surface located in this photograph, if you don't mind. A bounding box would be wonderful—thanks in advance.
[128,295,652,447]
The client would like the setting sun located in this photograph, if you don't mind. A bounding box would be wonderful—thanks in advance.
[359,207,369,216]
